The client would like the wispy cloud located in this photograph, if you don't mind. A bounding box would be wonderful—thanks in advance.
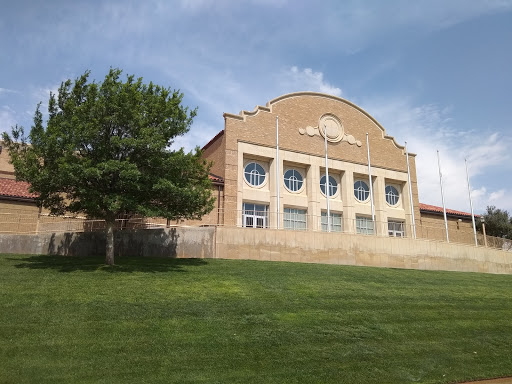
[0,105,17,134]
[361,97,512,213]
[0,88,19,96]
[276,67,342,97]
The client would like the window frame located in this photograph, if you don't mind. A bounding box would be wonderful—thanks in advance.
[283,169,305,193]
[385,185,400,206]
[388,220,405,237]
[356,215,375,235]
[354,180,370,202]
[283,207,308,231]
[242,203,269,228]
[321,211,343,232]
[320,174,338,197]
[243,161,267,188]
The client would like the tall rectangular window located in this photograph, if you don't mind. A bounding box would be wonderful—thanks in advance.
[284,208,307,230]
[356,216,374,235]
[242,203,268,228]
[321,211,342,232]
[388,220,405,237]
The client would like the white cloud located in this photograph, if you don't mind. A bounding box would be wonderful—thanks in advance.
[361,97,512,213]
[277,66,342,97]
[0,88,18,96]
[489,189,506,202]
[0,105,17,134]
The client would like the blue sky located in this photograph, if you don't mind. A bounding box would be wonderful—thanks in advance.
[1,0,511,213]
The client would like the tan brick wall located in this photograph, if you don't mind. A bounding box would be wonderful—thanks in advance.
[0,143,15,179]
[224,93,409,170]
[202,132,226,179]
[0,200,38,213]
[0,200,39,233]
[418,213,478,245]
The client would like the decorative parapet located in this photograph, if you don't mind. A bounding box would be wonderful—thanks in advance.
[223,91,416,156]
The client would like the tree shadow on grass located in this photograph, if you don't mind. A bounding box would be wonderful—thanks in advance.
[11,254,208,273]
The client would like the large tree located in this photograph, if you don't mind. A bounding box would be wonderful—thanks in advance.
[3,68,215,265]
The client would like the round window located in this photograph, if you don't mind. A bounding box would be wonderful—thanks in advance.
[354,180,370,202]
[244,162,266,187]
[284,169,303,192]
[385,185,399,206]
[320,175,338,197]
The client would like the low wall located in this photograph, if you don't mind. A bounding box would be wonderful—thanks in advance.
[0,227,216,259]
[1,226,510,275]
[216,227,512,274]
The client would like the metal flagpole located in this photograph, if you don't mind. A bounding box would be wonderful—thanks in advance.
[366,133,375,224]
[405,142,416,239]
[465,158,478,246]
[276,116,280,229]
[437,150,449,243]
[324,125,331,232]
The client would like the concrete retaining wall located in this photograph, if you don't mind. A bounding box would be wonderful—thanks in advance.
[0,226,510,275]
[216,227,512,274]
[0,227,216,259]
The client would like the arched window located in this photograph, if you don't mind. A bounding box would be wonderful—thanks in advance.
[284,169,303,192]
[244,162,266,187]
[320,175,337,197]
[354,180,370,202]
[385,185,400,206]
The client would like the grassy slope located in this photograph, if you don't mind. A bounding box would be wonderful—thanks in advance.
[0,254,511,384]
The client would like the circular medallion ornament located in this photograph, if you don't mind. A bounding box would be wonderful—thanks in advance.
[319,114,344,142]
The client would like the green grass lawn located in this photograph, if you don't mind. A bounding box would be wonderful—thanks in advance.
[1,254,511,384]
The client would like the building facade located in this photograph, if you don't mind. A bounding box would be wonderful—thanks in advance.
[203,92,420,237]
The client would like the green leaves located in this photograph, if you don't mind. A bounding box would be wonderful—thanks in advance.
[3,68,214,223]
[479,206,512,239]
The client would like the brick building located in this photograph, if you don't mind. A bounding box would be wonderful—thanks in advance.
[202,92,478,243]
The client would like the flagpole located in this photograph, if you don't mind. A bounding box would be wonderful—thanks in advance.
[366,133,375,225]
[465,158,478,246]
[276,116,280,229]
[324,125,331,232]
[405,142,416,239]
[437,150,449,243]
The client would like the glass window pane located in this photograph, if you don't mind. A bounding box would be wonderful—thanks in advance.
[284,208,307,230]
[385,185,399,205]
[244,162,266,187]
[387,220,405,237]
[354,181,370,202]
[356,216,374,235]
[243,203,268,228]
[321,211,342,232]
[320,175,338,197]
[284,169,303,192]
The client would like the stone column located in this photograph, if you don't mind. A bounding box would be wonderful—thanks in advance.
[341,170,355,233]
[269,152,282,229]
[307,164,320,231]
[236,149,244,227]
[401,181,413,238]
[373,176,387,236]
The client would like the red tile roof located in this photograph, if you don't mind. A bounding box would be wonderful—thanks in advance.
[208,173,224,184]
[0,178,38,200]
[419,203,479,218]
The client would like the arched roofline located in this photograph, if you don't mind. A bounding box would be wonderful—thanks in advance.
[223,91,416,156]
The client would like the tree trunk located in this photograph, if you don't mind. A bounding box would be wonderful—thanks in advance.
[105,218,115,265]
